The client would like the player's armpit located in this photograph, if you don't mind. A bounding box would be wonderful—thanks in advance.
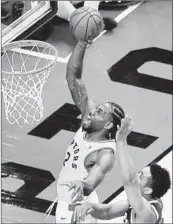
[83,148,115,196]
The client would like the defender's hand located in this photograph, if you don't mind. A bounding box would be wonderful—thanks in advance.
[71,203,93,224]
[59,180,84,203]
[116,115,133,145]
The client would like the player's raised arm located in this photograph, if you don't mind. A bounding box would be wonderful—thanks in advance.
[115,116,155,221]
[66,41,88,115]
[66,41,96,122]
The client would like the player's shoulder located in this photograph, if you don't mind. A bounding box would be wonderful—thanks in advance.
[150,198,163,207]
[98,139,116,152]
[73,127,89,142]
[92,141,116,159]
[141,198,162,223]
[149,198,163,216]
[74,127,84,137]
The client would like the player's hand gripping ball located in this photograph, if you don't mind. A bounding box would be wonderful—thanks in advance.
[70,7,104,42]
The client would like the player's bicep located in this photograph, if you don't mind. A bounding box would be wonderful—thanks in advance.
[85,149,115,187]
[97,149,116,174]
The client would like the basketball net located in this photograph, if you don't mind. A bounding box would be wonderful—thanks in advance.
[1,40,58,127]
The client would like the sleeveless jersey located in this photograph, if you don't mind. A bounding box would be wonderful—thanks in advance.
[57,127,116,203]
[123,199,163,224]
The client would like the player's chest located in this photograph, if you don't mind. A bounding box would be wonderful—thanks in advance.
[69,138,99,169]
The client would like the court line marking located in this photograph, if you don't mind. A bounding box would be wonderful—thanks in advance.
[12,48,65,63]
[12,2,143,64]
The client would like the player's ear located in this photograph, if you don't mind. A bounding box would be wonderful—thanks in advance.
[144,187,153,195]
[104,122,113,130]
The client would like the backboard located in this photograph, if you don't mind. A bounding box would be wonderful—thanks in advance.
[2,1,58,46]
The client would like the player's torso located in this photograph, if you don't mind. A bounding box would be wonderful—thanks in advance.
[58,127,116,183]
[124,199,163,224]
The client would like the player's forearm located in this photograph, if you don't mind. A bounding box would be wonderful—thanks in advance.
[82,176,104,196]
[116,142,137,184]
[82,152,114,196]
[82,179,95,196]
[82,168,105,196]
[90,202,128,220]
[89,203,111,220]
[66,42,87,80]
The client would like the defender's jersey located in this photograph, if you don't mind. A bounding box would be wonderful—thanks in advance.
[123,199,163,224]
[58,127,116,183]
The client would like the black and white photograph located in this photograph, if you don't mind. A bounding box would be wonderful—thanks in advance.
[1,1,172,223]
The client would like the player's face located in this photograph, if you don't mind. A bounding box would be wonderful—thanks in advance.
[83,102,113,132]
[138,166,153,192]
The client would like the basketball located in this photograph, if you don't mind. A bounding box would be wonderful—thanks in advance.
[70,7,104,42]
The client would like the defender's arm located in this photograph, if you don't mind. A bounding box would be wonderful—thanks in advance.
[116,117,155,222]
[72,200,129,223]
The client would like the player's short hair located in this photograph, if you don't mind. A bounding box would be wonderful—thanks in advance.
[107,102,125,139]
[150,163,171,199]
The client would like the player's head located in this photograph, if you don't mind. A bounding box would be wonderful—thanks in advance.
[82,102,125,138]
[138,164,171,199]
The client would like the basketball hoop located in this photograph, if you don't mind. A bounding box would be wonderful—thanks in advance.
[1,40,58,127]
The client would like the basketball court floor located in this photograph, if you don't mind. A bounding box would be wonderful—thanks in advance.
[1,1,172,223]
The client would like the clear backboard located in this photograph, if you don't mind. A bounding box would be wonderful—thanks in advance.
[2,1,58,46]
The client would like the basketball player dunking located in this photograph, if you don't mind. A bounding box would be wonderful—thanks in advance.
[72,116,171,224]
[45,40,125,223]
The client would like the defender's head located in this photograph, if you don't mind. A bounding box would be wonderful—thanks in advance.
[82,102,125,139]
[138,164,171,199]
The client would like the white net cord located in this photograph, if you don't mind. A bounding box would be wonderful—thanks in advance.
[1,40,58,127]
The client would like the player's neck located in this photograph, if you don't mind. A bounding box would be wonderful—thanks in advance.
[143,193,152,201]
[85,131,108,142]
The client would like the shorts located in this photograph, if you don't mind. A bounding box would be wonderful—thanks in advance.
[46,183,99,223]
